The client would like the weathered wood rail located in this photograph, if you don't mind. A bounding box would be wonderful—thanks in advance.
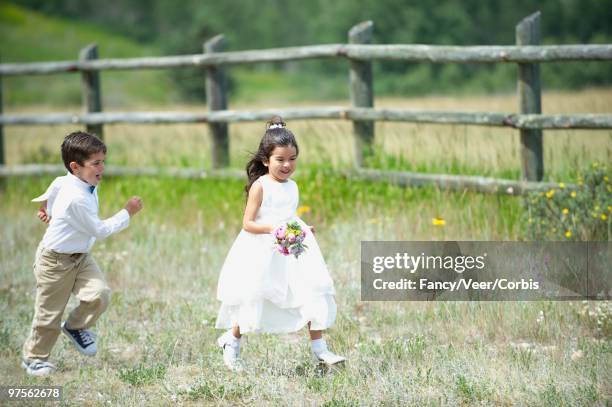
[2,109,611,129]
[1,11,611,194]
[1,44,611,75]
[0,164,567,196]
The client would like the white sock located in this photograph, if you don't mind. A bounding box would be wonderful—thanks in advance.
[224,331,241,347]
[311,338,327,354]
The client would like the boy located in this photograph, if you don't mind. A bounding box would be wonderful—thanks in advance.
[22,131,143,376]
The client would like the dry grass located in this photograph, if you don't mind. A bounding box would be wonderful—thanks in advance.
[4,88,612,180]
[1,90,611,405]
[1,190,610,405]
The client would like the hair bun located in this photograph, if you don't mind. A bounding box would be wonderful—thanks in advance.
[266,116,286,129]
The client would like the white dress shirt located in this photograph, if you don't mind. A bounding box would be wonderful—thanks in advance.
[32,172,130,253]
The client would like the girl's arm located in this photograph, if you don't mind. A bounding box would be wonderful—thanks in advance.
[242,181,274,234]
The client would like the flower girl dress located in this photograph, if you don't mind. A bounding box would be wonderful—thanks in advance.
[216,174,337,333]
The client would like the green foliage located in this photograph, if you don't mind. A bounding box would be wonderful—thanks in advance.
[321,399,359,407]
[117,363,167,386]
[0,3,178,106]
[180,380,253,401]
[5,0,612,103]
[522,163,611,241]
[455,374,493,403]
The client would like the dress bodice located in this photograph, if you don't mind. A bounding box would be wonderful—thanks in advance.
[255,175,299,224]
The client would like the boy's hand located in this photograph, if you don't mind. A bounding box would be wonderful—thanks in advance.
[125,196,144,216]
[37,204,50,224]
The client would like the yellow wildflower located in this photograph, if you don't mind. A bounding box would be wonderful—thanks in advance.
[296,205,311,216]
[608,206,612,213]
[432,217,446,226]
[570,191,577,198]
[602,213,608,221]
[528,218,533,224]
[559,182,565,189]
[592,162,599,168]
[562,208,569,215]
[565,231,572,238]
[604,175,609,182]
[546,190,555,199]
[595,205,600,211]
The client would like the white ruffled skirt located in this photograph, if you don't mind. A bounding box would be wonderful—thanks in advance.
[215,217,337,333]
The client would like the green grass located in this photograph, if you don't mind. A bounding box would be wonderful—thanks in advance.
[0,3,348,108]
[0,2,179,107]
[1,174,610,405]
[1,68,611,404]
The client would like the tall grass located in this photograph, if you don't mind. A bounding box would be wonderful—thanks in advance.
[5,89,612,183]
[1,172,610,405]
[1,89,610,404]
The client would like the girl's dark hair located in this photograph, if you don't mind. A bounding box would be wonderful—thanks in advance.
[245,116,299,196]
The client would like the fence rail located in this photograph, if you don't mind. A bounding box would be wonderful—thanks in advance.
[1,44,612,76]
[1,11,611,191]
[0,164,567,196]
[2,109,612,129]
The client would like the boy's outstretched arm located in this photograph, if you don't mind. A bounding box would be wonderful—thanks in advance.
[68,196,144,239]
[125,196,144,217]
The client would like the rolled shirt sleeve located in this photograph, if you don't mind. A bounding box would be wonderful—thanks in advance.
[68,199,130,240]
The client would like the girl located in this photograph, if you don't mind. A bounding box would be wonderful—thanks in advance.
[215,116,345,371]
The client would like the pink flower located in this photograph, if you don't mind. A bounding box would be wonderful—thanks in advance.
[288,233,296,243]
[275,227,286,239]
[282,247,290,255]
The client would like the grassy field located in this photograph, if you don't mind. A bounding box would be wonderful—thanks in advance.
[2,88,612,404]
[0,103,612,406]
[2,3,611,405]
[0,173,610,405]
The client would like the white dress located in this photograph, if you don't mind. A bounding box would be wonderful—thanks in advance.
[215,174,337,333]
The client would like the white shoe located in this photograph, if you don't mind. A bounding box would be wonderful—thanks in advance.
[217,331,242,372]
[61,322,97,356]
[313,349,346,365]
[22,359,56,376]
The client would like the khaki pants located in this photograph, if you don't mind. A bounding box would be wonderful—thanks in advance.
[23,244,111,361]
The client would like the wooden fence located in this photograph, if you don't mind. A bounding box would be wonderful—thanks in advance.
[1,12,612,194]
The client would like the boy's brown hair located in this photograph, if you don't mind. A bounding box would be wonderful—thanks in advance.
[61,131,106,173]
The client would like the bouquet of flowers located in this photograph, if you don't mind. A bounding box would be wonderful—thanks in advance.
[273,221,308,258]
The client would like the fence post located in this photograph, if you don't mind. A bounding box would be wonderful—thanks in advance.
[348,21,374,167]
[516,12,543,181]
[0,67,4,167]
[79,44,104,139]
[204,35,229,169]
